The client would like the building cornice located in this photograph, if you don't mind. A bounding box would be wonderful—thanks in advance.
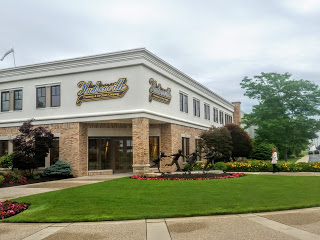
[0,48,234,109]
[0,109,212,130]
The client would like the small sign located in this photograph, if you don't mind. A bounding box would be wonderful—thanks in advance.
[76,78,129,106]
[149,78,171,104]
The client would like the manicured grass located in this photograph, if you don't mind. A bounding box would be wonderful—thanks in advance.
[3,175,320,222]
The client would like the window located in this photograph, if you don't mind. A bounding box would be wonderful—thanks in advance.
[50,138,60,165]
[225,114,232,124]
[36,87,46,108]
[219,110,224,124]
[51,85,60,107]
[14,90,23,110]
[213,107,218,123]
[193,98,200,117]
[182,137,190,162]
[149,136,159,163]
[0,140,9,157]
[179,92,188,113]
[204,104,210,120]
[1,92,9,112]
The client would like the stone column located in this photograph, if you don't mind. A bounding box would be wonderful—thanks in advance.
[59,122,88,177]
[132,118,150,174]
[232,102,241,126]
[160,123,174,172]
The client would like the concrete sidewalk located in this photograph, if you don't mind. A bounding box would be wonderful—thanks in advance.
[1,207,320,240]
[296,155,309,163]
[0,173,131,202]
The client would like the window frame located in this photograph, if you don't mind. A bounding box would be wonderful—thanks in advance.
[193,98,200,117]
[51,85,61,107]
[204,103,210,120]
[36,87,46,109]
[14,89,23,111]
[1,91,10,112]
[179,92,188,113]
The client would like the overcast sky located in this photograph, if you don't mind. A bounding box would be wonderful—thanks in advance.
[1,0,320,114]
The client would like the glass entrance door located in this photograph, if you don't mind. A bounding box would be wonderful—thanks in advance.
[88,137,133,173]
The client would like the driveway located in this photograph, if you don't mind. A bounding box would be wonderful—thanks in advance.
[309,155,320,163]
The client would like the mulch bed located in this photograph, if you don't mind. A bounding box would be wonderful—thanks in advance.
[131,172,246,180]
[0,175,73,188]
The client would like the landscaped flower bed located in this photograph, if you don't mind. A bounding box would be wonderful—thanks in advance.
[226,160,320,172]
[130,172,246,180]
[0,201,29,219]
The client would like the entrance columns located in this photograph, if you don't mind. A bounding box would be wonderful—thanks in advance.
[132,118,150,174]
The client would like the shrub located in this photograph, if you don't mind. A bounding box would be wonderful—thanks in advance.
[225,123,253,159]
[251,142,274,160]
[0,153,13,168]
[214,162,227,171]
[0,175,4,184]
[3,171,27,184]
[43,160,72,176]
[12,120,54,176]
[200,127,233,162]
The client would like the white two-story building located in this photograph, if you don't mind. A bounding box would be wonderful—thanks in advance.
[0,48,240,176]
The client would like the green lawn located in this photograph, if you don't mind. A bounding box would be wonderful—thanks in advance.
[3,175,320,223]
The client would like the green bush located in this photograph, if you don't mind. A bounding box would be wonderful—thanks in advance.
[0,153,13,168]
[33,173,42,180]
[0,175,4,184]
[43,160,72,176]
[252,142,274,160]
[214,162,227,171]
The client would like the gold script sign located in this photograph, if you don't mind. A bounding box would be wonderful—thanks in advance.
[149,78,172,104]
[76,78,129,106]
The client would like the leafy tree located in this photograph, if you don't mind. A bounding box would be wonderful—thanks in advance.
[251,141,275,160]
[241,72,320,160]
[12,120,54,175]
[200,126,233,162]
[225,123,252,160]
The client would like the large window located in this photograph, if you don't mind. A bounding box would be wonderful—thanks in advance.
[1,92,9,112]
[179,92,188,113]
[14,90,23,110]
[36,87,46,108]
[50,138,60,165]
[0,140,9,157]
[149,136,159,163]
[51,85,60,107]
[182,137,190,162]
[204,103,210,120]
[193,98,200,117]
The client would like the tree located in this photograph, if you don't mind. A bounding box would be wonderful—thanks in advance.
[241,72,320,160]
[200,126,233,162]
[225,123,252,160]
[12,120,54,175]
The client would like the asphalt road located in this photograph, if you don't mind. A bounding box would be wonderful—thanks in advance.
[309,155,320,163]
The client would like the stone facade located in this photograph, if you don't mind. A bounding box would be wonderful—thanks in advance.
[0,119,207,176]
[232,102,241,126]
[132,118,150,174]
[159,123,204,172]
[0,122,88,177]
